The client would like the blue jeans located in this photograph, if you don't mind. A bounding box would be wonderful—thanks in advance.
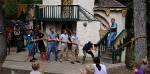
[107,32,117,46]
[47,42,58,61]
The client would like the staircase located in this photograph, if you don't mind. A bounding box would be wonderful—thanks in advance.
[96,29,127,64]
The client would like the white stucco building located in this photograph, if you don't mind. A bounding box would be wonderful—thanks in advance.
[94,0,127,38]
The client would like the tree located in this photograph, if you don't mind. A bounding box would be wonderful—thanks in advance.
[4,0,18,19]
[145,23,150,74]
[116,0,135,69]
[0,0,7,62]
[18,0,42,4]
[133,0,147,63]
[145,0,150,72]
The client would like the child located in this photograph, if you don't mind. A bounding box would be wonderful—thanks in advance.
[25,29,37,62]
[140,58,148,74]
[80,64,94,74]
[134,63,143,74]
[30,62,41,74]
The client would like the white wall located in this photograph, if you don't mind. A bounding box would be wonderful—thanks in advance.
[42,0,61,5]
[95,10,126,61]
[95,10,125,35]
[77,21,100,56]
[77,0,94,14]
[73,0,78,5]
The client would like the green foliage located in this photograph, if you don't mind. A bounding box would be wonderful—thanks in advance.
[117,0,135,69]
[4,0,18,18]
[128,47,135,69]
[19,0,42,4]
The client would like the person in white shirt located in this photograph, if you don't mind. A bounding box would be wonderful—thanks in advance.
[30,63,41,74]
[70,31,80,64]
[93,57,107,74]
[59,30,69,62]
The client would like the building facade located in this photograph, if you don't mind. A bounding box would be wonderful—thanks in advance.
[16,0,126,57]
[39,0,100,56]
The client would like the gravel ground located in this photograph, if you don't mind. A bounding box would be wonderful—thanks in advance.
[0,47,133,74]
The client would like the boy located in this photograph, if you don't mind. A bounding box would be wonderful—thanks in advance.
[30,62,41,74]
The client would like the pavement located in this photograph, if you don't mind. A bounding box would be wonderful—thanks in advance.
[1,47,126,74]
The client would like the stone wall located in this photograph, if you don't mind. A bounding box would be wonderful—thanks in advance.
[95,10,126,35]
[77,21,100,56]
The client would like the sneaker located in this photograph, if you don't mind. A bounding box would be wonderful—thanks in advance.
[30,59,35,62]
[66,59,70,61]
[81,61,84,65]
[76,60,80,63]
[70,61,75,64]
[32,58,37,60]
[47,60,50,63]
[55,61,58,63]
[60,59,62,63]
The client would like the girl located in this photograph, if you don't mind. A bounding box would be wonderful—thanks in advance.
[93,57,107,74]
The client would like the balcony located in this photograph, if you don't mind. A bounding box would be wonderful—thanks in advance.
[35,5,80,21]
[17,4,96,21]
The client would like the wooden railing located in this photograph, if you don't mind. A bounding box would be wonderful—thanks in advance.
[35,5,79,21]
[96,29,127,64]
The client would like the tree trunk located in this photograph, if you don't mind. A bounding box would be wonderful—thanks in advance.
[145,22,150,73]
[133,0,147,63]
[0,5,7,62]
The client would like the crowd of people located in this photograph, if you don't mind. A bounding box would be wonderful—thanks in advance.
[30,57,107,74]
[23,27,98,65]
[25,27,109,74]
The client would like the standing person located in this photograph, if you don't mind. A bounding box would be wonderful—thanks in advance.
[47,28,59,63]
[140,58,148,74]
[6,30,12,54]
[107,18,117,47]
[59,30,69,62]
[93,57,107,74]
[30,62,41,74]
[14,25,21,52]
[82,41,95,64]
[25,29,36,62]
[35,29,47,62]
[66,29,72,61]
[70,31,80,64]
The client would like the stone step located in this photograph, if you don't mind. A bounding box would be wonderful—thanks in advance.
[101,56,112,60]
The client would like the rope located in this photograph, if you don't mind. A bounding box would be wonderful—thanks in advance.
[116,35,147,50]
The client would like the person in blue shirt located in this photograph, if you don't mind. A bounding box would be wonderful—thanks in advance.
[47,28,59,63]
[107,18,117,47]
[25,29,36,62]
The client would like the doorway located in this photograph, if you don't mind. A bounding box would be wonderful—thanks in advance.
[61,22,76,33]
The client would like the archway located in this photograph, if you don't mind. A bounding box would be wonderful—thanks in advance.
[94,13,109,30]
[94,13,109,38]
